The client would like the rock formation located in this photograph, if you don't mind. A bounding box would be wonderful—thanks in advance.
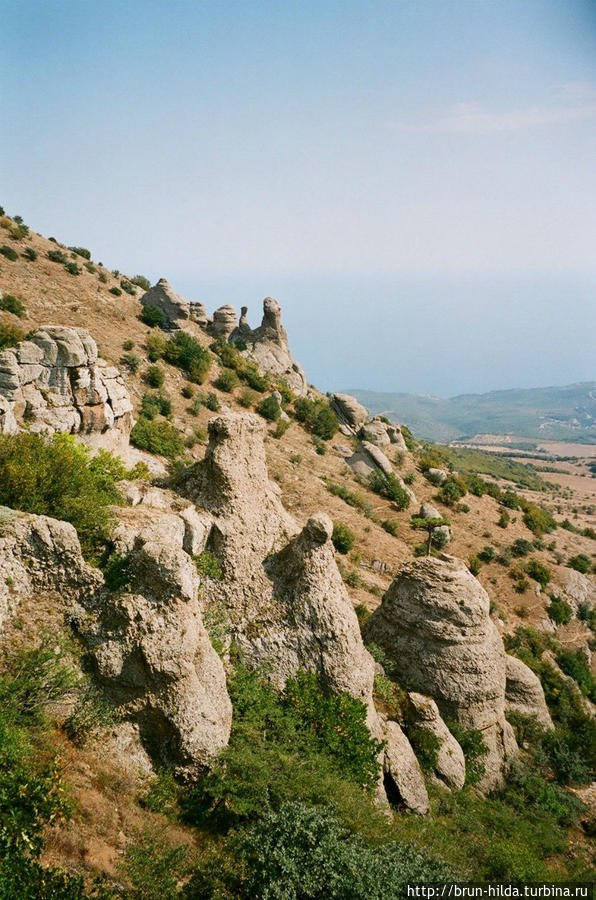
[228,298,308,395]
[406,693,466,790]
[417,502,452,545]
[381,718,429,814]
[346,442,416,504]
[140,278,191,325]
[209,305,239,340]
[0,326,133,451]
[0,506,102,630]
[560,569,595,615]
[331,393,369,435]
[364,555,518,790]
[504,655,553,731]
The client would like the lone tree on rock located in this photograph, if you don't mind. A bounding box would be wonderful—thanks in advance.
[411,516,450,557]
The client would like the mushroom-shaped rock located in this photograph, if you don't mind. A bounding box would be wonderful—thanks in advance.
[364,555,518,790]
[505,655,554,731]
[331,393,369,435]
[140,278,191,324]
[406,693,466,790]
[209,305,239,339]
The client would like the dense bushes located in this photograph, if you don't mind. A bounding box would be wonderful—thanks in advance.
[130,419,184,460]
[568,553,592,574]
[0,434,129,560]
[0,320,25,350]
[294,397,338,440]
[0,293,25,317]
[368,470,410,509]
[0,245,19,261]
[210,340,270,392]
[160,331,211,383]
[141,304,165,328]
[332,522,355,554]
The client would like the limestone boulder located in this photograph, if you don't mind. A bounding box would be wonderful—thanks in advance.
[364,555,518,790]
[504,655,554,731]
[330,393,369,435]
[406,692,466,790]
[140,278,191,324]
[209,305,239,340]
[381,719,429,814]
[560,569,595,615]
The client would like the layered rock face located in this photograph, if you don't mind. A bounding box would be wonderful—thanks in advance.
[78,524,232,777]
[0,326,133,449]
[331,393,369,435]
[364,555,518,789]
[0,506,102,630]
[228,297,308,395]
[209,305,239,340]
[406,693,466,790]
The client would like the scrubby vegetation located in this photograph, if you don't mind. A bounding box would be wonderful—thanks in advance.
[130,418,184,460]
[0,320,25,349]
[332,521,355,554]
[294,396,339,440]
[368,471,410,509]
[0,293,25,317]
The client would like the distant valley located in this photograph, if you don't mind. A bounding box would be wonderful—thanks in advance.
[348,382,596,446]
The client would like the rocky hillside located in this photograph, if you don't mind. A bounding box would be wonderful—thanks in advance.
[0,212,594,895]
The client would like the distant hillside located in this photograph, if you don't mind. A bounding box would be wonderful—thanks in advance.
[348,382,596,444]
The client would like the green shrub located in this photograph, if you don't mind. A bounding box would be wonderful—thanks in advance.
[548,597,572,625]
[512,538,533,557]
[274,419,290,438]
[194,550,223,580]
[468,555,482,576]
[122,339,135,350]
[568,553,592,574]
[478,545,495,563]
[312,435,326,454]
[47,248,67,263]
[332,522,355,554]
[23,246,37,261]
[98,272,108,283]
[145,333,166,361]
[163,331,210,383]
[382,519,399,536]
[130,419,184,459]
[109,286,122,296]
[403,471,416,485]
[84,261,96,273]
[556,650,596,702]
[143,364,165,388]
[185,427,207,448]
[131,275,151,291]
[520,500,557,536]
[0,293,25,317]
[181,384,194,399]
[444,720,488,785]
[498,510,510,528]
[525,558,551,589]
[213,367,239,392]
[141,304,165,328]
[68,246,91,259]
[368,470,410,509]
[438,476,467,506]
[238,387,257,408]
[205,392,220,411]
[257,395,281,421]
[122,829,190,900]
[64,261,81,275]
[140,390,171,420]
[294,397,339,440]
[0,245,19,261]
[121,352,141,373]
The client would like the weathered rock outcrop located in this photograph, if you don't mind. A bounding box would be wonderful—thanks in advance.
[78,529,232,777]
[331,393,369,435]
[209,305,239,340]
[364,556,518,790]
[504,655,553,731]
[381,719,429,814]
[417,502,451,545]
[0,506,102,630]
[140,278,191,325]
[0,326,133,450]
[406,693,466,790]
[346,441,416,504]
[560,569,595,615]
[229,298,308,395]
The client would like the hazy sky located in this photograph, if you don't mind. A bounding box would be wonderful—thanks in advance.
[2,0,596,395]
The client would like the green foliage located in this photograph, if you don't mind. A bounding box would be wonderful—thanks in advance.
[331,522,355,554]
[98,272,108,283]
[23,246,37,261]
[410,516,449,556]
[0,293,25,317]
[519,499,557,536]
[444,720,488,786]
[468,555,482,576]
[548,597,572,626]
[205,392,220,411]
[140,771,181,817]
[477,545,495,563]
[131,275,151,291]
[183,666,383,829]
[294,397,339,440]
[47,248,67,263]
[140,390,172,420]
[432,445,550,492]
[403,471,416,485]
[68,246,91,259]
[122,339,135,350]
[497,510,510,528]
[120,280,135,295]
[274,418,290,438]
[556,650,596,703]
[321,478,373,518]
[122,829,190,900]
[130,419,184,459]
[354,603,371,629]
[163,332,211,383]
[568,553,592,574]
[193,550,223,580]
[121,352,141,373]
[0,321,24,351]
[0,433,126,559]
[368,471,410,509]
[210,340,270,392]
[109,286,122,296]
[64,261,81,275]
[84,262,97,273]
[257,395,281,421]
[213,367,239,392]
[185,801,448,900]
[143,364,165,388]
[407,726,440,774]
[145,333,166,361]
[141,304,165,328]
[525,558,551,589]
[400,424,417,451]
[181,384,194,399]
[382,519,399,536]
[238,387,257,408]
[0,245,19,261]
[437,476,467,506]
[511,538,533,557]
[102,552,134,591]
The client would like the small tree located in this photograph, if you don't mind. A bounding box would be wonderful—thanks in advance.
[411,516,450,556]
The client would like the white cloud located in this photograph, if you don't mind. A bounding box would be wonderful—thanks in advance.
[399,87,596,134]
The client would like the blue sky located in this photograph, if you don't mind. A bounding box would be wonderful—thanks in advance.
[2,0,596,395]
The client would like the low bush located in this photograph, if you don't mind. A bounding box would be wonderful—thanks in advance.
[47,248,67,264]
[68,246,91,259]
[23,246,37,261]
[238,387,258,408]
[143,364,165,388]
[257,395,281,421]
[548,597,572,626]
[163,332,211,383]
[146,333,166,361]
[468,555,482,576]
[556,650,596,703]
[382,519,399,536]
[64,261,81,275]
[525,558,551,589]
[122,339,135,350]
[437,476,467,506]
[121,352,141,373]
[109,286,122,297]
[181,384,194,399]
[0,293,25,317]
[141,304,165,328]
[520,499,557,536]
[120,280,135,295]
[140,391,172,419]
[0,245,19,261]
[213,367,239,392]
[0,434,127,560]
[332,522,355,554]
[511,538,533,557]
[568,553,592,574]
[131,275,151,291]
[294,397,339,440]
[368,470,410,510]
[194,551,223,580]
[130,419,184,459]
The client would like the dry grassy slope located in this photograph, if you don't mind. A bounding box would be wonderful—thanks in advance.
[1,221,595,642]
[2,221,596,883]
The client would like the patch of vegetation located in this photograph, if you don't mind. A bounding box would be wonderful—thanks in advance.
[109,286,122,297]
[121,352,141,373]
[0,293,25,317]
[23,246,37,261]
[131,275,151,291]
[511,538,533,557]
[210,340,270,392]
[382,519,399,536]
[163,332,211,383]
[193,550,223,580]
[0,434,129,560]
[47,248,67,264]
[568,553,592,574]
[120,280,136,295]
[525,558,551,589]
[321,477,374,519]
[437,475,467,506]
[143,364,165,388]
[68,246,91,259]
[257,395,281,421]
[519,499,557,536]
[368,470,411,509]
[0,245,19,261]
[140,391,172,420]
[141,304,165,328]
[130,419,184,459]
[556,650,596,703]
[213,367,239,392]
[332,522,355,554]
[411,516,450,556]
[294,396,339,440]
[547,597,572,626]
